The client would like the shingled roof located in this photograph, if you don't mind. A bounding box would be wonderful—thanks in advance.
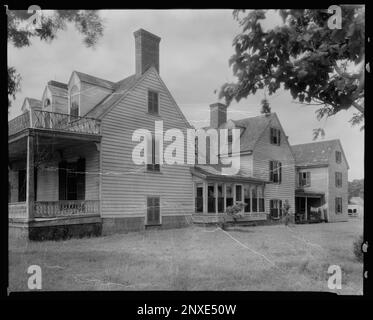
[292,139,348,168]
[47,81,68,97]
[86,74,138,118]
[74,71,116,90]
[191,165,269,183]
[232,113,278,152]
[26,98,42,109]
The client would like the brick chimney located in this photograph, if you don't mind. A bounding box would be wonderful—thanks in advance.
[209,102,227,128]
[134,29,161,77]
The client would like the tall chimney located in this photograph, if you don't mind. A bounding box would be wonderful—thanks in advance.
[134,29,161,77]
[210,102,227,128]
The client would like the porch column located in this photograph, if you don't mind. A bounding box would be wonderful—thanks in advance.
[305,197,308,221]
[214,182,218,214]
[250,185,253,212]
[223,183,226,212]
[26,134,35,220]
[203,181,208,213]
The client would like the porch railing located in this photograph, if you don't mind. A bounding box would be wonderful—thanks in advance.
[33,200,100,218]
[9,110,101,136]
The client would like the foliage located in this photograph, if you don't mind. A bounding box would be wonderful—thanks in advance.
[348,179,364,200]
[7,10,104,107]
[260,98,271,114]
[219,202,246,229]
[220,7,365,130]
[352,234,363,262]
[8,67,21,108]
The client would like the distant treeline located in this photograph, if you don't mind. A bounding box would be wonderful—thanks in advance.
[348,179,364,200]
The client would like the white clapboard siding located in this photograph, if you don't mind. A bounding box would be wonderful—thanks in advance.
[252,115,296,214]
[100,68,194,218]
[327,143,349,222]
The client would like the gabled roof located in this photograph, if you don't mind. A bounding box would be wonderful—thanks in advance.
[203,113,288,154]
[232,113,277,152]
[86,74,138,118]
[25,98,42,109]
[47,81,68,97]
[292,139,349,169]
[191,165,268,184]
[74,71,116,90]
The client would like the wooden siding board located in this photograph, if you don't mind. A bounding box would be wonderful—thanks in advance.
[100,68,194,219]
[252,116,295,215]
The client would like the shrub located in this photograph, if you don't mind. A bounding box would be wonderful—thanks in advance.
[219,202,246,230]
[353,234,364,262]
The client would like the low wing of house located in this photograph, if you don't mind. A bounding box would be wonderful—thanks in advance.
[292,139,349,222]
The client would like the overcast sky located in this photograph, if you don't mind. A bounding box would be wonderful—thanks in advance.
[8,9,364,180]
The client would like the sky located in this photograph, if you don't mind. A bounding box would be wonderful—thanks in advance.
[8,9,364,180]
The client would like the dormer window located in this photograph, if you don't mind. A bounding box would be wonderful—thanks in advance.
[44,98,51,109]
[70,85,79,117]
[270,128,281,145]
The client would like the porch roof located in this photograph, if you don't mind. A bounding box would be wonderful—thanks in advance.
[295,189,325,198]
[191,165,268,184]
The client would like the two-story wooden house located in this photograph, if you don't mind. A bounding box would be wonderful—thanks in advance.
[191,104,296,224]
[9,29,195,240]
[292,140,349,223]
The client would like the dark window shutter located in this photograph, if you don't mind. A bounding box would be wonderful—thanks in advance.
[279,162,282,183]
[18,169,26,202]
[34,167,37,201]
[269,161,273,181]
[76,158,86,200]
[58,161,67,200]
[154,197,160,223]
[278,130,281,145]
[306,172,310,186]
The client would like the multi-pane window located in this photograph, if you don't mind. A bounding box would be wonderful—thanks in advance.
[270,199,283,219]
[244,185,251,213]
[195,184,203,213]
[148,90,159,114]
[335,172,342,188]
[270,160,282,183]
[235,184,242,202]
[217,184,224,213]
[207,184,215,213]
[252,187,257,212]
[147,135,160,172]
[258,186,265,212]
[335,197,342,214]
[70,85,79,117]
[270,128,281,145]
[228,130,233,156]
[299,172,311,187]
[226,184,233,208]
[147,196,160,225]
[336,151,342,164]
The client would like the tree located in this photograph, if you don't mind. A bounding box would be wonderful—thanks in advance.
[348,179,364,200]
[220,7,365,135]
[7,9,104,107]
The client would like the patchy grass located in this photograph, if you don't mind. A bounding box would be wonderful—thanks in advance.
[9,218,363,293]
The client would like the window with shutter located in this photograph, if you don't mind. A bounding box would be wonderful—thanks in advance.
[270,161,281,183]
[147,135,160,172]
[147,196,161,225]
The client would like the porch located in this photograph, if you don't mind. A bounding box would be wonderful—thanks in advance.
[295,189,326,224]
[191,167,268,224]
[9,110,102,240]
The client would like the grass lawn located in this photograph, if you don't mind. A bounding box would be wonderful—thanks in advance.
[9,218,363,293]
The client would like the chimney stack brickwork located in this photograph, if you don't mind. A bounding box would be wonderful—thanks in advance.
[134,29,161,77]
[210,102,227,128]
